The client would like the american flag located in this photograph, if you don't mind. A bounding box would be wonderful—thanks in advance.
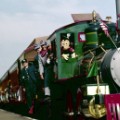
[96,16,109,37]
[96,16,117,49]
[97,16,118,49]
[100,21,109,37]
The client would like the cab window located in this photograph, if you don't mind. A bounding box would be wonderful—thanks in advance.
[60,33,75,60]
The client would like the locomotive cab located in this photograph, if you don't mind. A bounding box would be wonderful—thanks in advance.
[48,22,89,80]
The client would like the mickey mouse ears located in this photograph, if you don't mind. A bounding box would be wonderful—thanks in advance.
[61,33,71,40]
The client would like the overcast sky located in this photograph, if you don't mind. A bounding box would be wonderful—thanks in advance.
[0,0,116,78]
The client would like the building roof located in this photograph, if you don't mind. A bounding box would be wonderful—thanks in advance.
[71,13,101,22]
[25,36,48,53]
[34,36,48,44]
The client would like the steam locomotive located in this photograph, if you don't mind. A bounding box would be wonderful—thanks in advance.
[0,2,120,120]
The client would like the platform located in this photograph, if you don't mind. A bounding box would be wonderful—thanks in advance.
[0,109,38,120]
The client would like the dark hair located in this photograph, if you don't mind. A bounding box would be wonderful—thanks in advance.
[21,59,27,64]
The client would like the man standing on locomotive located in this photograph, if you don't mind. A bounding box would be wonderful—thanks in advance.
[20,59,37,114]
[35,40,54,100]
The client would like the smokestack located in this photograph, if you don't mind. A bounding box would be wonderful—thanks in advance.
[116,0,120,30]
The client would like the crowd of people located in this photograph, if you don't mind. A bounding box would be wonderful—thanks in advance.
[20,40,55,114]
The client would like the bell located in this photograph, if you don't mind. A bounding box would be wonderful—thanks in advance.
[89,97,106,119]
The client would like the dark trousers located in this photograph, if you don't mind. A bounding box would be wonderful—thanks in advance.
[44,65,54,87]
[25,83,36,109]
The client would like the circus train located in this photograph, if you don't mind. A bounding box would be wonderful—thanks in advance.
[0,1,120,120]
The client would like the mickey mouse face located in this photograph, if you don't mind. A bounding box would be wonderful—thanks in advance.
[63,39,70,50]
[61,39,70,50]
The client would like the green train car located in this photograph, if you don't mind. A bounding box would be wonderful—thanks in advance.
[49,22,88,80]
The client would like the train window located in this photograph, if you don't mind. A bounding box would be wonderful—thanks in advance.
[60,33,75,60]
[78,32,86,42]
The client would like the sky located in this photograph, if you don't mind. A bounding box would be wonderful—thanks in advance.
[0,0,116,78]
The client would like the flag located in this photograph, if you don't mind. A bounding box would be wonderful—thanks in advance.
[96,16,109,37]
[96,16,118,49]
[87,61,98,78]
[100,21,109,37]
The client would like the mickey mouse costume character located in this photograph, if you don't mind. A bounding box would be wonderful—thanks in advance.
[61,33,77,60]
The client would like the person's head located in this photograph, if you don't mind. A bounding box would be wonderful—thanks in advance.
[34,44,42,53]
[41,44,47,50]
[21,59,28,68]
[40,40,47,51]
[36,47,42,53]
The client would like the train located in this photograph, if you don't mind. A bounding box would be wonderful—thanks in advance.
[0,1,120,120]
